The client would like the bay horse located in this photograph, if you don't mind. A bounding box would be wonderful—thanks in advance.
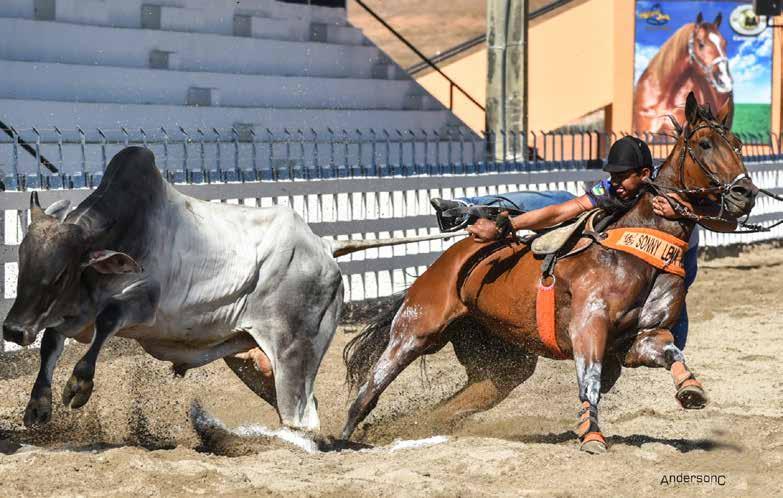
[634,12,733,133]
[341,93,757,453]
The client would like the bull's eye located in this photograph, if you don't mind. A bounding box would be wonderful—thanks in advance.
[698,139,712,150]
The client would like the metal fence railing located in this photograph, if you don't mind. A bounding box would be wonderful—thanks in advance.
[1,128,782,351]
[2,127,782,191]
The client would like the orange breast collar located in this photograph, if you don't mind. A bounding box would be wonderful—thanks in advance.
[598,228,688,277]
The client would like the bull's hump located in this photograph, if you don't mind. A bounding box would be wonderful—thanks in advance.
[68,147,166,229]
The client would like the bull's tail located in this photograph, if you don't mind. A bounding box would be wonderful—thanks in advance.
[327,233,460,258]
[343,292,407,390]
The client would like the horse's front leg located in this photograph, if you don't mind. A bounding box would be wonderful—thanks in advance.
[568,295,610,454]
[624,328,707,409]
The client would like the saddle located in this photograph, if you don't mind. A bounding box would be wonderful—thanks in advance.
[530,209,603,256]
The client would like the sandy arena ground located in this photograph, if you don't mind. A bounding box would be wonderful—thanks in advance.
[1,246,782,497]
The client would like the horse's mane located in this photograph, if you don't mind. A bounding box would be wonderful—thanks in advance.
[647,23,694,84]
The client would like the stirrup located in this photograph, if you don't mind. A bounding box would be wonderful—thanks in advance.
[435,205,524,233]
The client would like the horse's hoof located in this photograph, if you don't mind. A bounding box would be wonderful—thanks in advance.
[579,432,607,454]
[676,380,708,410]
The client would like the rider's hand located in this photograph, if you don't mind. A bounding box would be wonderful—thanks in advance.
[467,218,501,242]
[653,193,694,220]
[652,195,678,220]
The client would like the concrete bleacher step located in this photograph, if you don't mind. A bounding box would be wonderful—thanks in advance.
[0,98,461,133]
[0,0,348,30]
[139,4,363,44]
[0,18,385,80]
[0,60,437,111]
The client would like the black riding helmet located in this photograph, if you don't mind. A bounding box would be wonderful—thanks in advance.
[604,136,653,173]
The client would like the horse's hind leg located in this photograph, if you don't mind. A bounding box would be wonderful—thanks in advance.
[430,320,537,427]
[341,300,458,440]
[624,328,707,409]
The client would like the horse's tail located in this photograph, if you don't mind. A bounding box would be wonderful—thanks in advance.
[343,292,407,390]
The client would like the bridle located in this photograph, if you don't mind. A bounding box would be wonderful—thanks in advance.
[688,28,731,94]
[645,110,783,233]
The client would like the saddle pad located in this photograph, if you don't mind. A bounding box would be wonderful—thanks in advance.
[599,228,688,277]
[531,209,600,255]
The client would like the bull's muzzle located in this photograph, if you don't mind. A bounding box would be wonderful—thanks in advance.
[3,321,38,347]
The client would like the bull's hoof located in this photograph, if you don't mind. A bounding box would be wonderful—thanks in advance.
[579,432,607,454]
[676,380,708,410]
[62,376,94,409]
[24,392,52,427]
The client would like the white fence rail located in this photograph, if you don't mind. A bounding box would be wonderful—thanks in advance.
[1,162,782,352]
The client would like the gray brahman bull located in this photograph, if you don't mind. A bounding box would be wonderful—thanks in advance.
[2,146,449,433]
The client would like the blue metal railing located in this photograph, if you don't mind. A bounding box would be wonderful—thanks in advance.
[0,127,778,191]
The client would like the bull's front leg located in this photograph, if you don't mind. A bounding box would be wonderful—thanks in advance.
[24,329,65,426]
[62,281,159,409]
[623,328,707,409]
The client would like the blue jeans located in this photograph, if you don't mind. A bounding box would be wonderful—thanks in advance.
[460,190,698,350]
[670,246,698,351]
[461,191,576,211]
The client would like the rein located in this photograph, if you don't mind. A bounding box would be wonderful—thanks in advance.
[644,113,781,233]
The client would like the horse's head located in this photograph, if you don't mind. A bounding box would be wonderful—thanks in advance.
[690,12,732,94]
[672,92,757,220]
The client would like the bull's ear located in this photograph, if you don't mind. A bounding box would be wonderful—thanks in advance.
[30,192,45,223]
[44,200,71,222]
[83,250,142,274]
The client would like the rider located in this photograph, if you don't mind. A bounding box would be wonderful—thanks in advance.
[430,136,724,350]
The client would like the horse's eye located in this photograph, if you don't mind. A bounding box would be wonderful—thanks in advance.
[698,41,705,49]
[698,139,711,150]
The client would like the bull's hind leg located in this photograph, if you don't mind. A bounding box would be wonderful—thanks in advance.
[624,329,707,409]
[429,320,537,427]
[260,282,342,434]
[341,295,463,440]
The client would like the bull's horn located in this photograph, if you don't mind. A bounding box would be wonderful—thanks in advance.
[329,232,464,258]
[30,192,45,223]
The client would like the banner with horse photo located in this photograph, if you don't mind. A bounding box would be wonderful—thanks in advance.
[633,1,772,135]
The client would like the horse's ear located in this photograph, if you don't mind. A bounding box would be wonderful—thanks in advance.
[696,12,703,24]
[685,92,699,125]
[718,98,733,128]
[713,12,722,28]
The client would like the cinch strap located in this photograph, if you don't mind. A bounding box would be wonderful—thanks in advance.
[599,228,688,277]
[536,277,568,359]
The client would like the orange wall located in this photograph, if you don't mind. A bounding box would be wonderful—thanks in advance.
[417,1,780,134]
[417,0,622,132]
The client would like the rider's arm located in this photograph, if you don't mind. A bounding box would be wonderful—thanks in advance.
[509,195,593,231]
[653,193,738,232]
